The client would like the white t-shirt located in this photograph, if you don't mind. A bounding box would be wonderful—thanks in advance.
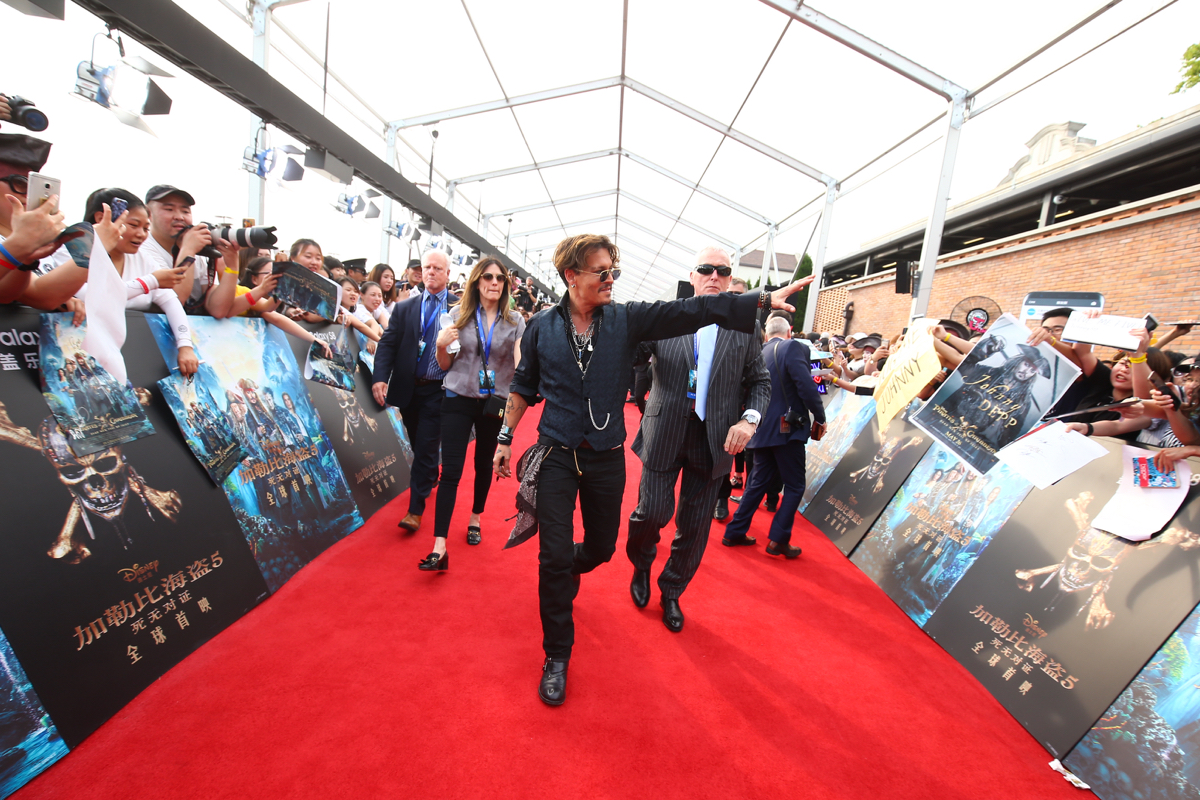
[142,235,211,311]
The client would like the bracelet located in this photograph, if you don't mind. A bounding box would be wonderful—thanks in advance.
[1050,336,1058,345]
[1085,422,1094,436]
[758,290,769,310]
[0,242,38,271]
[1129,354,1148,364]
[136,278,150,295]
[496,432,514,446]
[942,333,951,343]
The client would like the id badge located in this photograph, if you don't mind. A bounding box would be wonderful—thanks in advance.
[418,341,426,358]
[779,415,792,434]
[479,369,496,394]
[686,369,697,400]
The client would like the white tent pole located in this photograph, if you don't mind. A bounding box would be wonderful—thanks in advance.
[803,182,838,332]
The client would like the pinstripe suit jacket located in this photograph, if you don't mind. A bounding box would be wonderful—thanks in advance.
[632,325,771,479]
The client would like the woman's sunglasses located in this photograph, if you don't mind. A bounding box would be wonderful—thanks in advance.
[479,272,508,283]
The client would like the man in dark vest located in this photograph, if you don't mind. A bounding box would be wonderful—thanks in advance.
[372,250,459,531]
[625,246,770,632]
[494,233,813,706]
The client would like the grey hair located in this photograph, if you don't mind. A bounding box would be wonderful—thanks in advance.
[694,245,731,266]
[765,316,792,338]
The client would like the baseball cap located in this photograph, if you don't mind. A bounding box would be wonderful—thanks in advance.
[0,134,52,171]
[145,184,196,205]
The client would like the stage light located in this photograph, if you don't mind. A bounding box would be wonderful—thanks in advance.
[304,147,353,184]
[73,40,174,135]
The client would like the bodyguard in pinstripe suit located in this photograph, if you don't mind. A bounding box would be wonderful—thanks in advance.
[626,246,771,632]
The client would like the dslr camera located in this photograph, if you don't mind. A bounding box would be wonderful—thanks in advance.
[195,223,278,260]
[1,95,48,132]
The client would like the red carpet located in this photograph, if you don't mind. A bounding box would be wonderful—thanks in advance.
[20,404,1087,799]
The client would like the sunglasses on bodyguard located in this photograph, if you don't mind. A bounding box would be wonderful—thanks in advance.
[695,264,733,277]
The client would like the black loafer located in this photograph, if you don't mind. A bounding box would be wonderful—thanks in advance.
[466,525,481,546]
[630,568,650,608]
[660,597,684,632]
[539,658,568,705]
[721,534,756,547]
[417,551,448,571]
[765,496,778,513]
[713,500,729,521]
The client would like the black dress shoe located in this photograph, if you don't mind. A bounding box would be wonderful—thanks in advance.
[713,499,729,521]
[721,534,756,547]
[417,551,448,571]
[630,568,650,608]
[466,525,481,546]
[765,540,802,559]
[660,597,684,632]
[765,495,778,513]
[539,658,568,705]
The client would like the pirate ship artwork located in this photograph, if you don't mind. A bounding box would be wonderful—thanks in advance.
[37,314,156,457]
[284,320,410,519]
[923,437,1200,758]
[850,442,1033,627]
[804,398,932,555]
[912,313,1079,475]
[145,314,363,593]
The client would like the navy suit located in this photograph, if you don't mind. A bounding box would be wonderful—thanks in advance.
[372,289,459,515]
[723,337,827,544]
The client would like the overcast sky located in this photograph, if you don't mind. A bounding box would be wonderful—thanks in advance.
[3,0,1197,299]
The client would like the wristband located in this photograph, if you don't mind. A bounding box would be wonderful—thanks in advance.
[1050,336,1058,345]
[136,278,150,295]
[0,242,38,271]
[1129,354,1148,364]
[942,333,951,343]
[1085,422,1094,436]
[496,432,514,446]
[758,290,769,310]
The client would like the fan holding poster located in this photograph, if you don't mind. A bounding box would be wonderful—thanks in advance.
[912,313,1079,475]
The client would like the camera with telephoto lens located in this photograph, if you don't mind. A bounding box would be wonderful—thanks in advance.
[1,95,48,132]
[195,223,278,260]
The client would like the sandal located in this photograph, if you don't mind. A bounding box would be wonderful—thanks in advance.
[467,526,481,546]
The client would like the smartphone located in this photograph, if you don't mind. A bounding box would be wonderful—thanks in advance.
[25,172,60,211]
[1144,314,1159,335]
[1149,372,1183,409]
[110,197,128,221]
[1164,321,1200,326]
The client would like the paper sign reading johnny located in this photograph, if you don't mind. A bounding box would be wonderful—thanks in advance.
[874,318,942,433]
[157,371,248,484]
[911,313,1079,475]
[270,261,342,322]
[38,313,155,457]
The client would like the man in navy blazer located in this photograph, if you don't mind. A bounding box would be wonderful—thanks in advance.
[372,251,459,531]
[722,314,827,557]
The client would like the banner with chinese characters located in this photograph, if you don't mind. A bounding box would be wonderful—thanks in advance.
[290,321,411,518]
[0,627,68,800]
[38,314,156,457]
[802,400,931,555]
[145,314,363,593]
[911,313,1080,475]
[923,438,1200,758]
[850,442,1033,627]
[797,391,876,514]
[1064,597,1200,800]
[0,306,269,747]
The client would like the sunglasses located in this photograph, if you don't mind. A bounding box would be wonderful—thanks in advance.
[582,267,621,282]
[479,272,507,283]
[695,264,732,277]
[1172,365,1198,377]
[0,174,29,195]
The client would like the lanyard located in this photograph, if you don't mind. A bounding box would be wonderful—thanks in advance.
[419,290,443,339]
[693,333,699,366]
[476,305,500,368]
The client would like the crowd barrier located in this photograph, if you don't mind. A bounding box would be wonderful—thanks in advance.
[0,305,413,797]
[804,393,1200,799]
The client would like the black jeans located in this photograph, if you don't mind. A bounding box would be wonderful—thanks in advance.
[537,442,626,660]
[433,394,504,539]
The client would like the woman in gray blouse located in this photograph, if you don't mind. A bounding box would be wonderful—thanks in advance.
[418,256,526,570]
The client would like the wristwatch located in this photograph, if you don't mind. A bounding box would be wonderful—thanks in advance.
[741,410,761,426]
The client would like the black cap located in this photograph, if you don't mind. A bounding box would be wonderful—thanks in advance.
[145,184,195,205]
[407,259,422,270]
[343,257,368,274]
[0,134,52,171]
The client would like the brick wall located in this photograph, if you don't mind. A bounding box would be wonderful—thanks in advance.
[814,190,1200,353]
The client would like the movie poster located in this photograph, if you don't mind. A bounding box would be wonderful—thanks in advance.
[145,314,363,593]
[157,372,247,484]
[923,441,1200,758]
[354,329,414,468]
[38,314,155,456]
[912,313,1079,475]
[0,628,68,800]
[291,321,411,517]
[0,307,269,747]
[797,391,876,514]
[1065,602,1200,800]
[850,442,1033,626]
[803,401,932,555]
[270,262,341,321]
[304,326,357,392]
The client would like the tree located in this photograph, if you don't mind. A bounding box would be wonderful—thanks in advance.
[1173,43,1200,94]
[790,253,813,334]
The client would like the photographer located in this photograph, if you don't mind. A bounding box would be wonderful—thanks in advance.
[141,185,238,318]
